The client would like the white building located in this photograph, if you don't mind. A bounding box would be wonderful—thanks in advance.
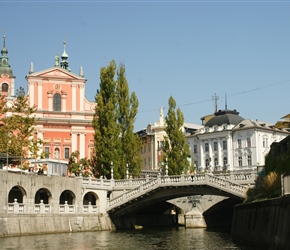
[186,108,290,173]
[137,107,202,172]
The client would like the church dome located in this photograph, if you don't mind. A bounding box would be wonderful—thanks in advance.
[205,109,244,127]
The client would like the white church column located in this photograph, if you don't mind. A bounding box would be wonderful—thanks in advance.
[72,83,77,111]
[37,129,44,157]
[79,133,86,159]
[37,81,43,110]
[10,78,15,96]
[61,92,67,112]
[29,82,34,107]
[71,132,78,153]
[79,85,84,112]
[47,92,53,111]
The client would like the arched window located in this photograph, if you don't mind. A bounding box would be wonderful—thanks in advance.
[53,93,61,111]
[223,157,228,166]
[1,82,8,92]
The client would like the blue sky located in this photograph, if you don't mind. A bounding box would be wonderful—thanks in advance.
[3,1,290,131]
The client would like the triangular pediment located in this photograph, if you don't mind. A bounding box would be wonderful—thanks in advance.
[28,67,84,80]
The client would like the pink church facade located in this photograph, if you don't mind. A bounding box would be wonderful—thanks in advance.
[0,38,96,164]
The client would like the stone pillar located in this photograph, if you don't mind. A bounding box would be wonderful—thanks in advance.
[79,133,85,159]
[47,91,53,111]
[71,132,77,153]
[37,81,43,110]
[29,82,34,107]
[61,91,67,112]
[184,209,206,228]
[79,85,84,112]
[72,83,77,111]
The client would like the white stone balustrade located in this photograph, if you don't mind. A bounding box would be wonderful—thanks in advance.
[107,172,256,211]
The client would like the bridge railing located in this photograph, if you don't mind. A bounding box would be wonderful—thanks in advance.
[81,176,154,190]
[82,172,256,190]
[107,172,256,211]
[7,199,100,214]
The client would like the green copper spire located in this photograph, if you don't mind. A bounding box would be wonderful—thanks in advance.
[0,34,14,77]
[60,40,70,71]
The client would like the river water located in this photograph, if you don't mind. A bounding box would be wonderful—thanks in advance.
[0,227,260,250]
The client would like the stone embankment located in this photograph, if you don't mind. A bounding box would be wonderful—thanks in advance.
[0,214,114,237]
[231,196,290,250]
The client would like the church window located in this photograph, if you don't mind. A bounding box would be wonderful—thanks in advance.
[53,93,61,111]
[1,82,8,92]
[193,144,197,154]
[205,142,209,152]
[44,147,50,158]
[65,148,70,159]
[237,139,242,148]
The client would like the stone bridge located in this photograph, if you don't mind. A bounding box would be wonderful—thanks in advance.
[106,172,256,216]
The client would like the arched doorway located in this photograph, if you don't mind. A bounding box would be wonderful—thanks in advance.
[35,188,51,204]
[8,186,26,203]
[83,192,99,206]
[59,190,75,205]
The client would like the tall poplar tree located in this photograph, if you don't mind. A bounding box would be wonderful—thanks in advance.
[116,63,142,177]
[93,60,141,179]
[163,96,190,175]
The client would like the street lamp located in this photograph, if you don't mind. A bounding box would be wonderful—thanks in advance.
[110,162,114,179]
[165,158,168,176]
[126,163,129,179]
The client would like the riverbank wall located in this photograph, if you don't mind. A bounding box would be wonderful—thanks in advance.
[231,196,290,250]
[0,213,115,237]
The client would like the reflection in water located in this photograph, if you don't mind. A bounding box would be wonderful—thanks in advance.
[0,227,259,250]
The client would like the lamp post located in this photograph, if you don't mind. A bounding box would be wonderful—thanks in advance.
[110,162,114,180]
[126,163,129,179]
[165,158,168,176]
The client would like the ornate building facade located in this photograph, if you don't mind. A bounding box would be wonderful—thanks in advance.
[137,107,202,172]
[0,37,96,168]
[186,109,290,173]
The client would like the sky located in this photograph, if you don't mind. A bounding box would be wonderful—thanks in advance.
[2,0,290,131]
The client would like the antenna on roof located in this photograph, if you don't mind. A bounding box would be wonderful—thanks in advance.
[225,93,228,109]
[212,93,219,112]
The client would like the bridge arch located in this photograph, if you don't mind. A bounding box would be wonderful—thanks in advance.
[8,185,26,203]
[59,190,75,205]
[35,188,52,204]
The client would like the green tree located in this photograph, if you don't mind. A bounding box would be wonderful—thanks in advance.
[163,96,190,175]
[116,63,142,177]
[93,60,141,179]
[67,150,93,177]
[0,87,38,164]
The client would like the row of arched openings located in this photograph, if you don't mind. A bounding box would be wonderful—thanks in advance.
[8,186,98,205]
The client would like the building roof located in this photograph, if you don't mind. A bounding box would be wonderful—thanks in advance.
[205,109,244,127]
[233,119,290,133]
